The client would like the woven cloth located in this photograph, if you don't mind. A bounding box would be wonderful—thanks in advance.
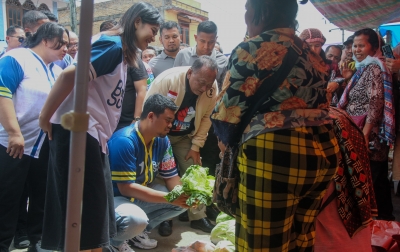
[310,0,400,31]
[330,107,378,237]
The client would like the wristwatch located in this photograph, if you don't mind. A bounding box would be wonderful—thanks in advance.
[135,117,140,121]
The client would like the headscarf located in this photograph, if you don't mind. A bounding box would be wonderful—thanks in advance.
[299,28,326,45]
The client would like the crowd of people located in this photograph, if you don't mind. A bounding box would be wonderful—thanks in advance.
[0,0,400,251]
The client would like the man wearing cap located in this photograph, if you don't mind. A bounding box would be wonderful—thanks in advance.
[339,35,356,86]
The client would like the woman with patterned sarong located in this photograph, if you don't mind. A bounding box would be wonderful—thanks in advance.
[210,1,340,251]
[337,28,396,221]
[314,107,377,252]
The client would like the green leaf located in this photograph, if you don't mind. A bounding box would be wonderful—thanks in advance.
[226,95,240,107]
[230,81,244,90]
[248,42,258,56]
[230,65,244,79]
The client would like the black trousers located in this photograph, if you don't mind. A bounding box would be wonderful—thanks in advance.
[16,183,29,234]
[200,125,221,177]
[370,160,394,219]
[0,137,49,251]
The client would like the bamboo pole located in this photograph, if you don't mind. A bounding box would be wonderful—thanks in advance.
[63,0,94,251]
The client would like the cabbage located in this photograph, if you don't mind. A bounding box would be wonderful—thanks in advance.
[164,165,215,207]
[214,240,235,252]
[216,212,235,224]
[210,219,235,244]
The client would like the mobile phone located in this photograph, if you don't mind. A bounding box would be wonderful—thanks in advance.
[382,44,396,59]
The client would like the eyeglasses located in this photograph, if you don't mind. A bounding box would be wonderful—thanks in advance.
[68,43,78,49]
[10,36,25,43]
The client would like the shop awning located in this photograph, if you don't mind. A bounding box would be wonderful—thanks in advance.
[310,0,400,32]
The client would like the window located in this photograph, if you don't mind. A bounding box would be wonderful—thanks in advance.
[181,24,189,45]
[6,0,23,27]
[5,0,49,27]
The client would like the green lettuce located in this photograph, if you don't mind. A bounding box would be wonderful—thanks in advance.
[164,165,215,207]
[214,240,235,252]
[210,219,235,245]
[216,212,235,224]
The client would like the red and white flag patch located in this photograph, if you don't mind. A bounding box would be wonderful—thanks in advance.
[167,90,178,100]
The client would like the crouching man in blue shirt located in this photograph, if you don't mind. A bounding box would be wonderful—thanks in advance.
[108,94,189,252]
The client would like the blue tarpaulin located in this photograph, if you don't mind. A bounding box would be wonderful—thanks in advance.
[379,23,400,48]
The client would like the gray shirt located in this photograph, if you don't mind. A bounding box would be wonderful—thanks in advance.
[148,51,176,78]
[173,46,228,86]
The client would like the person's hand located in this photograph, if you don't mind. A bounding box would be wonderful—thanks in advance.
[7,133,24,159]
[341,62,354,80]
[185,149,202,165]
[385,56,400,74]
[171,193,190,209]
[327,82,339,93]
[39,115,52,140]
[218,140,226,154]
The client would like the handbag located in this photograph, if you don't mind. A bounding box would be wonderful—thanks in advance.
[350,114,367,129]
[213,36,304,217]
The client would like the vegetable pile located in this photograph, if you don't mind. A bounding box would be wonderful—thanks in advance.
[164,165,215,206]
[210,212,236,251]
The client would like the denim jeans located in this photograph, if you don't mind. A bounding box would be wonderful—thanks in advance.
[111,183,186,247]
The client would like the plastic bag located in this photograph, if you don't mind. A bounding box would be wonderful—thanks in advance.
[371,220,400,252]
[172,240,215,252]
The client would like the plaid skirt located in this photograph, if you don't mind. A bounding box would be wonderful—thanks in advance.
[236,125,339,252]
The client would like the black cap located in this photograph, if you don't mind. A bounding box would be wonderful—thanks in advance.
[343,35,354,46]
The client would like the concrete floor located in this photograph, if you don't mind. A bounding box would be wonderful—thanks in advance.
[10,192,400,252]
[10,216,213,252]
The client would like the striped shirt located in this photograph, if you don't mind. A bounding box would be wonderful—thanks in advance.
[0,48,61,157]
[108,123,178,200]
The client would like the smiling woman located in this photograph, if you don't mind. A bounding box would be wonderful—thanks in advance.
[338,28,396,221]
[37,2,163,251]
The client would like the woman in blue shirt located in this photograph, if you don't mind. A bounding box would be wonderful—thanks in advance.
[0,22,69,252]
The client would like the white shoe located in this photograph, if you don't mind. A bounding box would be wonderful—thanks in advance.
[128,231,157,249]
[113,241,135,252]
[34,240,52,252]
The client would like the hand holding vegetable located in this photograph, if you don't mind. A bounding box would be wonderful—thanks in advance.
[170,193,190,209]
[164,165,215,207]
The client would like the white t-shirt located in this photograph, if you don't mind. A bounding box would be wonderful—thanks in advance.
[0,48,62,157]
[51,34,127,153]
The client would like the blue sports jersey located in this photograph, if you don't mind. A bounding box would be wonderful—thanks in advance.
[51,34,127,153]
[108,123,178,201]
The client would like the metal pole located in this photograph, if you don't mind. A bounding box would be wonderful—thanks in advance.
[342,29,344,44]
[69,0,77,32]
[64,0,94,251]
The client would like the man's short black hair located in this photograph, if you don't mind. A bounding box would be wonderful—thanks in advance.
[146,45,157,55]
[141,94,178,120]
[40,10,58,22]
[6,25,23,36]
[99,20,118,32]
[197,20,217,34]
[325,45,342,56]
[180,43,190,48]
[160,21,181,35]
[23,10,48,30]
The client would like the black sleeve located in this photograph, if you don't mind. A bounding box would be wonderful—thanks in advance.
[128,60,148,82]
